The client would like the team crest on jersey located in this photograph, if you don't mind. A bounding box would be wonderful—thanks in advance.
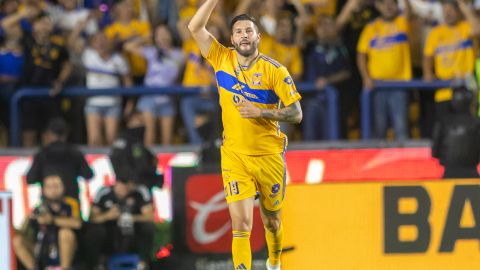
[252,73,262,86]
[284,76,293,85]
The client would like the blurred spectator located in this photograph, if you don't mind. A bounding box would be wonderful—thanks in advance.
[124,24,184,146]
[432,87,480,179]
[13,175,81,270]
[77,29,133,146]
[336,0,379,137]
[0,21,24,135]
[104,0,151,84]
[21,13,72,147]
[259,13,304,81]
[110,111,164,190]
[263,13,305,138]
[357,0,412,140]
[177,16,218,144]
[85,178,155,270]
[1,2,41,43]
[423,0,480,121]
[27,118,94,202]
[303,15,351,140]
[157,0,179,36]
[53,0,99,35]
[259,0,286,35]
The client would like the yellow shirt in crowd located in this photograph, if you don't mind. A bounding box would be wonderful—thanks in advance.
[104,20,151,77]
[357,15,412,81]
[205,39,301,155]
[259,35,303,80]
[424,21,475,102]
[182,39,215,87]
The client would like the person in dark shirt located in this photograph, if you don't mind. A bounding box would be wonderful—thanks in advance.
[21,13,73,147]
[303,15,351,140]
[110,112,163,190]
[84,178,155,270]
[27,117,94,202]
[13,174,82,270]
[432,87,480,178]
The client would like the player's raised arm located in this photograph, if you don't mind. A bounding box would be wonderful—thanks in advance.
[187,0,219,57]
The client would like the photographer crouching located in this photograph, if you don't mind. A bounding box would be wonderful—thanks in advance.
[83,178,155,270]
[13,175,82,270]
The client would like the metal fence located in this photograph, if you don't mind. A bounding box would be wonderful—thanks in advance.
[9,83,339,146]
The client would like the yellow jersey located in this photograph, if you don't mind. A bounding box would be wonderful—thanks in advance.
[424,21,475,102]
[259,35,303,79]
[205,39,301,155]
[357,15,412,80]
[104,20,151,77]
[182,39,214,87]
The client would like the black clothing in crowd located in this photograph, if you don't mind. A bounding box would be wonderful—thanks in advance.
[27,119,93,201]
[432,89,480,179]
[84,185,155,268]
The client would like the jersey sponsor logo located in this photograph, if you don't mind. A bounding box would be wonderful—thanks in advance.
[252,73,262,86]
[284,76,293,85]
[233,95,241,105]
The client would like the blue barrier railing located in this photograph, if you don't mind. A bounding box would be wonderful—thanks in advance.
[361,80,454,139]
[9,84,338,146]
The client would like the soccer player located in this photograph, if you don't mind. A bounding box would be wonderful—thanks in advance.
[188,1,303,270]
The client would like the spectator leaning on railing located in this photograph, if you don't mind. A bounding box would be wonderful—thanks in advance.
[357,0,413,140]
[21,13,73,147]
[303,15,351,140]
[124,23,185,146]
[69,16,134,146]
[177,15,219,144]
[423,0,480,122]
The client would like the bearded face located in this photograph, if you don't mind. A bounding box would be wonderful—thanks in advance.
[231,20,260,57]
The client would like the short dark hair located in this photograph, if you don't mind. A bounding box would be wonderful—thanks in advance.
[46,117,69,137]
[230,14,258,31]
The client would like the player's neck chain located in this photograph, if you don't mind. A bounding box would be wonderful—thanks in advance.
[238,51,261,71]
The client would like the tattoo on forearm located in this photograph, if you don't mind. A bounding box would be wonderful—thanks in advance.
[261,106,299,122]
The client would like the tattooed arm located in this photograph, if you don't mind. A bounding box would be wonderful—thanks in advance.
[238,99,303,123]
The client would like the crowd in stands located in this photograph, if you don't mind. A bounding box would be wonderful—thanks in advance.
[0,0,479,147]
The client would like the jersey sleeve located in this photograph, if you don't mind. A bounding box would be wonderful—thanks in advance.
[357,24,372,54]
[205,38,229,70]
[273,66,302,107]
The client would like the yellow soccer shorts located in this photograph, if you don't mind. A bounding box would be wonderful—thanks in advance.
[221,146,286,211]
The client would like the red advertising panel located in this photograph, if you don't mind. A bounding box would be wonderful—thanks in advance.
[286,148,446,183]
[185,174,265,253]
[1,147,475,229]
